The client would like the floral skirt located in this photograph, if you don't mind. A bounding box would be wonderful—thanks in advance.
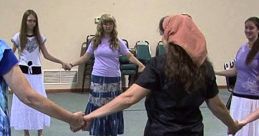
[85,75,124,136]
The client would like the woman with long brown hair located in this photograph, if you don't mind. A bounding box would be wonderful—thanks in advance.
[10,9,70,136]
[83,14,240,136]
[216,17,259,136]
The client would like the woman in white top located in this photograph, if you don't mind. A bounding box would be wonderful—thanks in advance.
[10,9,70,136]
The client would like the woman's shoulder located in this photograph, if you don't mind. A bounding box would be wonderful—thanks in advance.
[12,32,20,38]
[148,55,166,70]
[236,43,249,55]
[238,43,249,50]
[117,38,123,42]
[0,40,11,49]
[117,38,127,45]
[0,40,11,60]
[201,59,216,80]
[151,55,166,61]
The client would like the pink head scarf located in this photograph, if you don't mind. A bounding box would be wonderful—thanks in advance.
[162,14,207,66]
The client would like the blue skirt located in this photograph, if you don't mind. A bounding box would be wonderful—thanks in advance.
[85,75,124,136]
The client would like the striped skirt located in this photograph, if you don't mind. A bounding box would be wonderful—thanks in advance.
[85,75,124,136]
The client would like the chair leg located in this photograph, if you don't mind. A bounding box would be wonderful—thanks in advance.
[128,75,132,87]
[129,75,134,87]
[81,64,87,93]
[128,73,138,87]
[226,93,232,110]
[121,74,126,91]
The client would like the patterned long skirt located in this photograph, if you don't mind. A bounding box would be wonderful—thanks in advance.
[85,75,124,136]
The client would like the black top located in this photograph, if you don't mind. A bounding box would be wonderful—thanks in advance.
[135,55,218,136]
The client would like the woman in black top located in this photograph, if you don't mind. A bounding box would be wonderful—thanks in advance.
[83,14,241,136]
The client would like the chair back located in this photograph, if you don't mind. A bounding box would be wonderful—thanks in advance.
[119,39,130,64]
[119,39,137,72]
[119,39,138,87]
[156,41,165,56]
[80,35,95,56]
[80,35,95,92]
[224,59,236,92]
[122,39,129,48]
[135,41,151,65]
[81,35,95,75]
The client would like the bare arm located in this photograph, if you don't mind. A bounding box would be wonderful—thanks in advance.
[239,109,259,126]
[70,52,92,67]
[3,65,84,130]
[84,84,149,120]
[40,44,71,70]
[206,95,239,134]
[39,44,67,65]
[215,67,237,77]
[126,52,145,72]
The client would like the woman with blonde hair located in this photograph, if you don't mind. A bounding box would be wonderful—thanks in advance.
[69,14,145,136]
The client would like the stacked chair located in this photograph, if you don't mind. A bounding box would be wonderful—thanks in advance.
[135,41,152,65]
[224,59,236,109]
[119,39,138,89]
[155,41,165,56]
[81,35,95,92]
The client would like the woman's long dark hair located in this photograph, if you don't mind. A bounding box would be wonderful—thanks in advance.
[19,9,42,51]
[245,17,259,65]
[159,17,210,94]
[165,44,209,94]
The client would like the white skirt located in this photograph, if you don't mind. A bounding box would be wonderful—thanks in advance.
[10,74,51,130]
[229,96,259,136]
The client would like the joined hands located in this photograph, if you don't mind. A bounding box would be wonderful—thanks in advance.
[68,112,93,132]
[62,62,72,71]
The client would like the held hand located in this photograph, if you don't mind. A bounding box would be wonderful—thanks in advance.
[62,62,72,71]
[214,71,219,75]
[69,111,85,132]
[138,65,145,73]
[228,121,242,135]
[236,120,246,130]
[83,114,94,131]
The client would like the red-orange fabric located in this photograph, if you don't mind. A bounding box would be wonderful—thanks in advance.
[162,14,207,66]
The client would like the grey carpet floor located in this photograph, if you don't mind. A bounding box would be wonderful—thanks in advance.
[8,90,231,136]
